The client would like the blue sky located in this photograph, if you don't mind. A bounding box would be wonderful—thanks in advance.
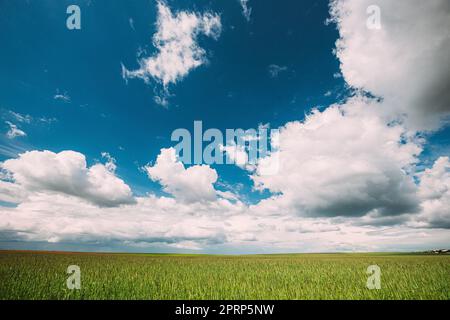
[0,0,449,253]
[0,0,345,200]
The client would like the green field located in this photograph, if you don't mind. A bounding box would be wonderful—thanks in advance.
[0,250,449,300]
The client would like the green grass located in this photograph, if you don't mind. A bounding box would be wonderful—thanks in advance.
[0,251,449,300]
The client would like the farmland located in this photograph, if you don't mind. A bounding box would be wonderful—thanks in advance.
[0,250,448,300]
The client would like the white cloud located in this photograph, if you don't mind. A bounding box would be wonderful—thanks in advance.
[252,96,422,218]
[0,150,134,207]
[0,193,232,246]
[122,1,222,100]
[144,148,218,203]
[329,0,450,131]
[0,1,449,252]
[239,0,252,22]
[216,190,240,202]
[5,121,26,139]
[38,117,58,124]
[268,64,287,78]
[53,90,71,103]
[9,111,32,124]
[6,110,57,125]
[240,0,450,227]
[414,157,450,228]
[220,142,254,170]
[0,180,27,203]
[1,175,448,252]
[0,147,448,252]
[101,152,117,173]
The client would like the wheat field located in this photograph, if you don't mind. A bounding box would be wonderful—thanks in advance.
[0,251,448,300]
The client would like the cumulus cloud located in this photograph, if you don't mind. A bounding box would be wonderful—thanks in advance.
[220,142,253,170]
[122,1,222,105]
[414,157,450,228]
[1,178,448,252]
[328,0,450,131]
[0,150,134,207]
[144,148,218,203]
[0,1,449,252]
[0,193,232,246]
[252,97,421,218]
[0,147,448,252]
[0,180,27,203]
[237,0,449,228]
[101,152,117,173]
[5,121,26,139]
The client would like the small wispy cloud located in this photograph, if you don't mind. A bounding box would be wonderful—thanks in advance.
[7,110,56,125]
[101,152,117,173]
[5,121,26,139]
[38,117,58,124]
[9,111,32,124]
[129,17,135,31]
[239,0,252,22]
[268,64,287,78]
[0,141,29,158]
[54,90,71,103]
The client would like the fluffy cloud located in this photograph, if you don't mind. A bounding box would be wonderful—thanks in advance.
[0,150,134,207]
[1,189,448,252]
[5,121,26,139]
[0,1,449,252]
[245,0,450,225]
[144,148,218,203]
[414,157,450,228]
[252,97,421,218]
[0,150,243,247]
[122,1,221,105]
[0,180,27,203]
[0,147,448,252]
[220,142,253,170]
[329,0,450,131]
[0,193,231,245]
